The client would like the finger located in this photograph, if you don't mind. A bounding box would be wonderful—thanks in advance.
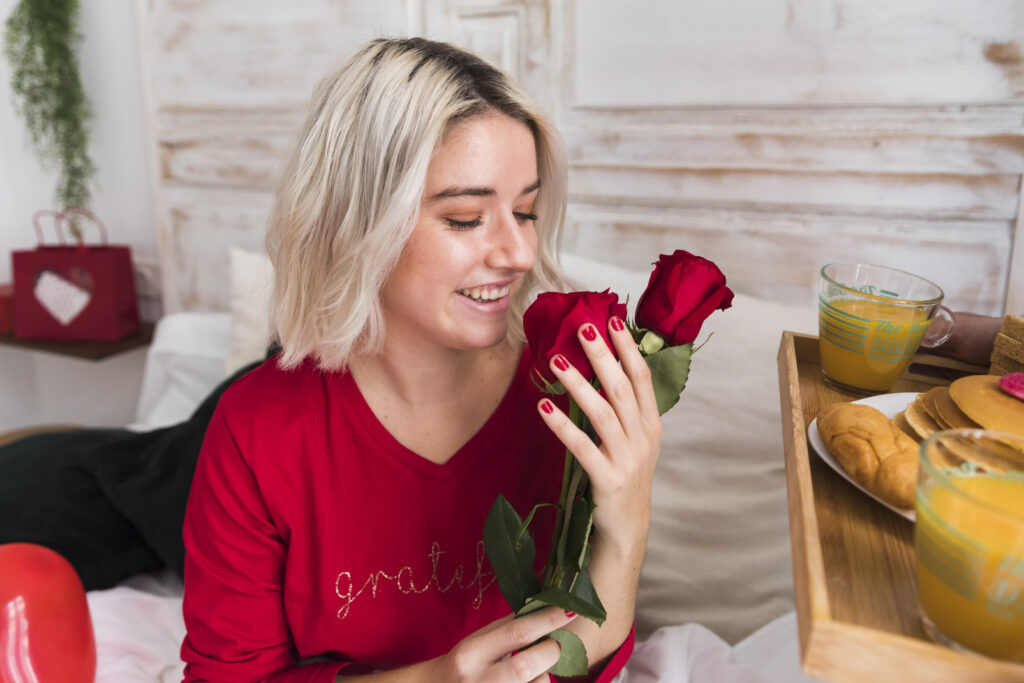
[548,351,627,454]
[477,606,576,663]
[581,321,643,436]
[538,396,611,482]
[502,638,561,682]
[474,612,514,638]
[607,315,660,425]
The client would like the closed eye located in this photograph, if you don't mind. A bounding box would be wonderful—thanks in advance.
[445,217,483,230]
[514,212,538,223]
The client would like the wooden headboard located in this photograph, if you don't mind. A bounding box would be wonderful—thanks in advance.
[137,0,1024,316]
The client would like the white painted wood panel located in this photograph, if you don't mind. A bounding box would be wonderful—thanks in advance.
[143,0,407,109]
[563,206,1011,315]
[569,167,1020,219]
[138,0,1024,317]
[159,187,274,311]
[570,0,1024,107]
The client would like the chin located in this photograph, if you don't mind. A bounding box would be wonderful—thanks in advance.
[457,326,510,351]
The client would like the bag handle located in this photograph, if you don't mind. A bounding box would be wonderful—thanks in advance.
[60,208,109,246]
[32,210,68,246]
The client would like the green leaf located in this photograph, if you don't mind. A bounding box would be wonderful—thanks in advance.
[483,496,540,612]
[569,570,605,622]
[564,497,594,574]
[530,369,567,395]
[546,629,589,677]
[643,343,693,415]
[520,587,606,625]
[515,503,555,547]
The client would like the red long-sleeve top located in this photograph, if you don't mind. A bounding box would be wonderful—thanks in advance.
[181,351,633,682]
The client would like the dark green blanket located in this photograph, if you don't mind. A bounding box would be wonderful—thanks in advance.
[0,360,260,590]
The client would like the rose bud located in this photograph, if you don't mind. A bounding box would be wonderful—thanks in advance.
[636,250,734,346]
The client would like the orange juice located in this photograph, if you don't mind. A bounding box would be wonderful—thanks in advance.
[915,473,1024,661]
[819,298,932,392]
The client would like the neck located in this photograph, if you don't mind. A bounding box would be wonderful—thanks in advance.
[348,337,521,408]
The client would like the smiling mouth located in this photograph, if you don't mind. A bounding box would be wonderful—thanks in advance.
[456,284,512,303]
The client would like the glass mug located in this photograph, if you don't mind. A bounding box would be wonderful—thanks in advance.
[818,263,954,394]
[915,430,1024,662]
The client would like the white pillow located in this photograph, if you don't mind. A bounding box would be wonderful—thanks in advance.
[224,247,274,377]
[560,252,818,644]
[131,312,232,431]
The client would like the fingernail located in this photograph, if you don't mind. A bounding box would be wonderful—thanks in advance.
[553,354,570,371]
[582,325,597,342]
[610,316,625,332]
[564,610,576,618]
[540,399,554,414]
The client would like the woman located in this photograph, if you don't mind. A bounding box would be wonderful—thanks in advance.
[181,38,660,682]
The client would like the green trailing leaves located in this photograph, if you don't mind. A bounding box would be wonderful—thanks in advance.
[483,495,539,612]
[546,629,588,677]
[644,342,693,415]
[4,0,96,236]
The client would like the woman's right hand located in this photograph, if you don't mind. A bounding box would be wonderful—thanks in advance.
[431,607,576,682]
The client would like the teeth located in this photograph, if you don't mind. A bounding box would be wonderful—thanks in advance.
[458,284,511,302]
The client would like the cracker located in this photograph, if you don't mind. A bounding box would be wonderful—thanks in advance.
[993,333,1024,365]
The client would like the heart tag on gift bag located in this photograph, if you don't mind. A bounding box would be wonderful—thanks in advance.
[33,268,94,325]
[11,209,140,341]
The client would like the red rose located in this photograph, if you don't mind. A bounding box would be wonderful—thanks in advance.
[523,290,627,380]
[635,250,734,345]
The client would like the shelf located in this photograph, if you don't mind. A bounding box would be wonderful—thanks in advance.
[0,323,155,361]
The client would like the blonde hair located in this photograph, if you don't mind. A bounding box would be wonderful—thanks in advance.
[266,38,570,371]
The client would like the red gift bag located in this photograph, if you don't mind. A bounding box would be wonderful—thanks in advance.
[11,209,140,341]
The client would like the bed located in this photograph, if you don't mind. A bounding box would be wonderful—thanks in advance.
[18,248,821,682]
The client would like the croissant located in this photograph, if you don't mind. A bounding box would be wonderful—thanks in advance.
[817,403,918,510]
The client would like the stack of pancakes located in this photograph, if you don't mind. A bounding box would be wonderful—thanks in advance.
[894,374,1024,443]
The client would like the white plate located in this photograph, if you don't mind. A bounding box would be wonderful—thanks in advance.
[807,392,920,522]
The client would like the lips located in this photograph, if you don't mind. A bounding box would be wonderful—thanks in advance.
[456,282,512,302]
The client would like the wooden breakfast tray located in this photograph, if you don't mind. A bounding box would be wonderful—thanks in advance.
[777,332,1024,683]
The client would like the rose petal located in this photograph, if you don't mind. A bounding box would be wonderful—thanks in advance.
[998,372,1024,402]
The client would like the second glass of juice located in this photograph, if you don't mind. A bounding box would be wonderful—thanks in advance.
[915,429,1024,662]
[818,263,954,394]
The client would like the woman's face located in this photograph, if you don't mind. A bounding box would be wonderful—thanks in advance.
[380,112,539,353]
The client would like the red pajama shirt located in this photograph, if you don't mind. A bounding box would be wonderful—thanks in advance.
[181,350,634,682]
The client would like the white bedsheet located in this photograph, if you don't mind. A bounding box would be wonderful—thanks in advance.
[87,575,818,683]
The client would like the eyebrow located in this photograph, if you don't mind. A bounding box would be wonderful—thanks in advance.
[425,179,541,202]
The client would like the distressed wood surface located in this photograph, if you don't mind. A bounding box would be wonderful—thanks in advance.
[139,0,1024,318]
[564,207,1011,315]
[569,0,1024,107]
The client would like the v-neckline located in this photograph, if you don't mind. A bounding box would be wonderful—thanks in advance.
[341,350,531,480]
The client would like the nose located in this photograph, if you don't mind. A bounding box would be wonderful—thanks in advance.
[486,211,536,273]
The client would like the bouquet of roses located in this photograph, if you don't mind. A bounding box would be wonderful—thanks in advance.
[483,250,734,675]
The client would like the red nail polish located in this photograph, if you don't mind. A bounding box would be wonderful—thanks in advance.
[540,399,554,414]
[565,610,576,618]
[553,355,570,371]
[582,325,597,342]
[610,316,625,332]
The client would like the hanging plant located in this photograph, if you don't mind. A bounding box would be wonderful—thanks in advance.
[4,0,95,240]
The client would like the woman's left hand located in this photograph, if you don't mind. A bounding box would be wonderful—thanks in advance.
[537,315,662,549]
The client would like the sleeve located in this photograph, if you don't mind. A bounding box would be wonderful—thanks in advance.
[180,405,362,683]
